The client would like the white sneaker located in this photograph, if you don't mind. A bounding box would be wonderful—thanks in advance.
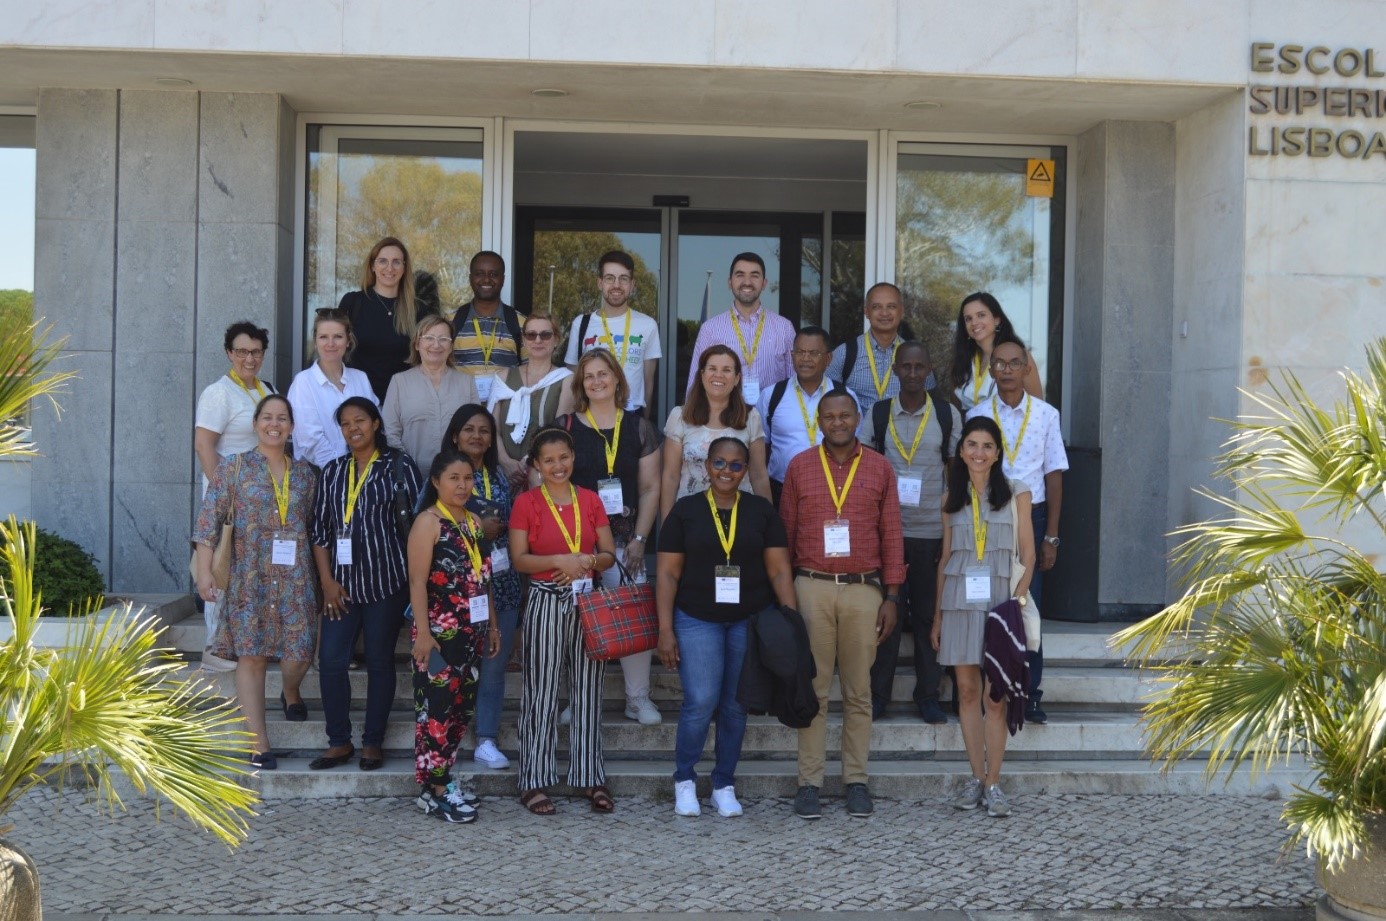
[673,780,700,816]
[624,696,662,725]
[984,783,1011,818]
[559,705,572,726]
[201,648,237,672]
[472,738,510,770]
[711,785,743,817]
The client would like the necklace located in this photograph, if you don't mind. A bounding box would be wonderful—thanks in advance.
[369,288,395,318]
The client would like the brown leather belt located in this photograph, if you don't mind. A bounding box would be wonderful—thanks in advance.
[794,568,881,586]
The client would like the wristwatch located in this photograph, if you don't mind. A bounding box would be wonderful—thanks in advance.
[1043,536,1061,548]
[883,594,900,603]
[1013,595,1028,607]
[632,535,647,544]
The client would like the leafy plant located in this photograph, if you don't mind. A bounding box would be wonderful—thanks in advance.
[1116,339,1386,871]
[0,527,104,617]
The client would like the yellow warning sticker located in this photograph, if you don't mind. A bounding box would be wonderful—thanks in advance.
[1026,159,1055,198]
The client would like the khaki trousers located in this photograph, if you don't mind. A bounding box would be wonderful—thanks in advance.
[794,576,880,787]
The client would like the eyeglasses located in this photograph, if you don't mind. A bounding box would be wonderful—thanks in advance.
[373,257,405,269]
[600,274,633,285]
[315,307,347,319]
[990,357,1027,373]
[418,335,451,346]
[709,458,747,473]
[229,348,265,359]
[523,330,556,341]
[791,349,825,359]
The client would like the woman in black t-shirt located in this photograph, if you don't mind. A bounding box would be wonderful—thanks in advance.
[655,436,797,818]
[340,236,434,402]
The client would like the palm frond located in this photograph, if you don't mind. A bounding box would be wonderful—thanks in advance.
[0,322,75,458]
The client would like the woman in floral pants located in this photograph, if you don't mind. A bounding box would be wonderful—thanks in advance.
[406,448,499,823]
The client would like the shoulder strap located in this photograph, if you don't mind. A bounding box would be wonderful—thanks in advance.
[930,391,953,465]
[762,379,790,461]
[842,336,858,381]
[871,399,890,455]
[578,312,593,351]
[502,306,523,348]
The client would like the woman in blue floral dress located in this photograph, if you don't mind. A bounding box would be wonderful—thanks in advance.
[193,394,318,770]
[406,448,500,823]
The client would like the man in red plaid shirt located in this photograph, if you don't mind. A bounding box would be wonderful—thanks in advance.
[779,389,904,821]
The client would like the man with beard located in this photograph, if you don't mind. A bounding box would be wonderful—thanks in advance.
[565,250,663,418]
[685,252,796,406]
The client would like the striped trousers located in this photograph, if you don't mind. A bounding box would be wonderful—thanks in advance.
[518,582,607,790]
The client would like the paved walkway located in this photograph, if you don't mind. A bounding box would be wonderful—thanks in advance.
[13,787,1315,915]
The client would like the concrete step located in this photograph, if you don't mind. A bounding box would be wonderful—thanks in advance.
[187,660,1151,709]
[237,754,1314,800]
[251,708,1153,758]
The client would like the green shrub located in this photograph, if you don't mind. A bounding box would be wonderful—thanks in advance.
[1,526,104,617]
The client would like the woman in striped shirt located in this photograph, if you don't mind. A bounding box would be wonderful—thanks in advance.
[309,396,423,772]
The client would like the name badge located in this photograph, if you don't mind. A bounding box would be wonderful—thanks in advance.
[597,478,624,516]
[474,376,493,403]
[271,532,296,567]
[571,576,593,600]
[896,476,923,507]
[742,378,761,406]
[336,536,353,565]
[468,592,491,624]
[823,519,851,557]
[714,565,741,604]
[964,565,991,603]
[491,546,510,573]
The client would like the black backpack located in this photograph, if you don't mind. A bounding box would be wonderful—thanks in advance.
[838,323,915,386]
[869,392,953,466]
[763,377,844,465]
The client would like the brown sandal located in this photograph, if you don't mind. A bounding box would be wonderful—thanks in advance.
[520,788,556,815]
[583,785,615,813]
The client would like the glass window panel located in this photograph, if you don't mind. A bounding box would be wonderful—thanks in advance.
[895,151,1059,391]
[526,214,662,332]
[306,127,484,317]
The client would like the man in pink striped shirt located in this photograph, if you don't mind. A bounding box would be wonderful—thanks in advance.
[684,253,796,405]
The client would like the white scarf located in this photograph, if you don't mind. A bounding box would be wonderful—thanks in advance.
[487,366,573,445]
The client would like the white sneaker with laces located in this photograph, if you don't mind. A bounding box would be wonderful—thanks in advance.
[624,695,662,725]
[985,783,1011,818]
[444,779,480,808]
[711,785,743,817]
[673,780,700,816]
[472,738,510,769]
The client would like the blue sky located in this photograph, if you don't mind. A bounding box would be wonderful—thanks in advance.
[0,149,36,290]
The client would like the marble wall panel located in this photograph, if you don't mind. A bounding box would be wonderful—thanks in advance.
[198,93,285,225]
[112,482,191,593]
[1069,122,1106,449]
[35,88,116,222]
[1103,243,1174,376]
[117,90,199,224]
[1242,274,1370,373]
[1075,0,1249,85]
[32,218,115,351]
[152,0,344,53]
[114,220,197,351]
[341,0,530,59]
[712,0,896,71]
[113,350,193,481]
[529,0,715,65]
[0,1,154,48]
[895,0,1077,78]
[194,221,281,390]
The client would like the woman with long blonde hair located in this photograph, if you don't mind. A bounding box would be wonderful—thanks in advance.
[339,236,433,402]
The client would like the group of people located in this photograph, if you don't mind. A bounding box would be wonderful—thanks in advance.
[190,237,1069,824]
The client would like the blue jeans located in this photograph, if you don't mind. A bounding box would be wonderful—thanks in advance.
[473,602,520,741]
[1029,501,1047,693]
[672,609,749,790]
[319,587,406,748]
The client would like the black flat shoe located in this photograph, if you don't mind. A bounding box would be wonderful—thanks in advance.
[358,755,384,772]
[280,691,309,722]
[309,746,355,770]
[249,751,278,770]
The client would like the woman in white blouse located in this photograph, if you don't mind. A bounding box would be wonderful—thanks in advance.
[287,309,377,468]
[383,315,478,473]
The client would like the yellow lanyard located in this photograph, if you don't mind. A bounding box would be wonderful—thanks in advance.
[343,451,378,527]
[598,309,631,366]
[887,398,934,467]
[972,353,985,404]
[269,461,291,525]
[818,445,862,516]
[434,501,483,575]
[970,486,988,562]
[584,409,623,476]
[731,309,766,372]
[228,369,266,402]
[864,337,899,399]
[540,483,583,553]
[705,489,740,565]
[794,382,819,444]
[479,466,493,501]
[992,394,1033,467]
[472,315,498,365]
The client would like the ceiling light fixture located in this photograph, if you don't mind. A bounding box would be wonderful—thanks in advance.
[531,88,568,98]
[904,100,941,110]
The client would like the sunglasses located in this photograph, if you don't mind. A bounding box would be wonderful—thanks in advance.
[523,330,556,341]
[710,458,747,473]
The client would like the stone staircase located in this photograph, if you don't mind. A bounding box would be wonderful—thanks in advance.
[161,607,1313,800]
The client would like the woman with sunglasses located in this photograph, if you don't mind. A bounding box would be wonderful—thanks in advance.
[659,344,772,524]
[487,312,575,485]
[287,309,376,468]
[339,236,435,403]
[656,436,796,818]
[383,315,478,473]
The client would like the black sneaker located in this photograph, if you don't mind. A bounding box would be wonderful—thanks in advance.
[845,783,874,818]
[918,700,948,724]
[1025,690,1048,725]
[794,785,821,820]
[416,787,477,823]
